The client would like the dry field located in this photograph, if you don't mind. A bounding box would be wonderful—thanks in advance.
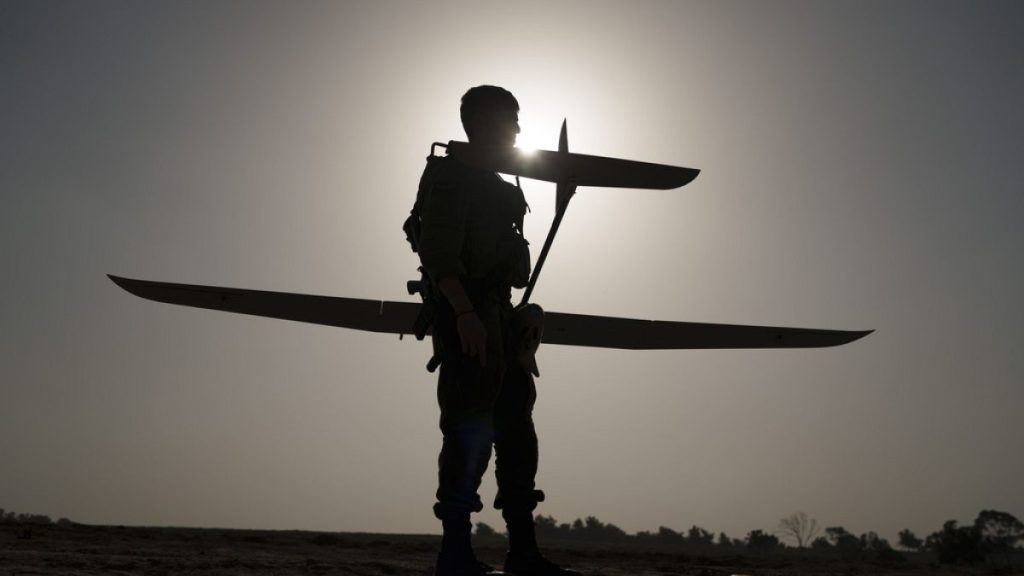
[0,524,1015,576]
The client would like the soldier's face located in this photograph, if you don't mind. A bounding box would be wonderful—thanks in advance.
[475,109,520,147]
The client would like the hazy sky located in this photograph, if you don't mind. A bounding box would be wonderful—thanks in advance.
[3,1,1022,544]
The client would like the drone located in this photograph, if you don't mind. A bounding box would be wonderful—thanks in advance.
[110,121,871,365]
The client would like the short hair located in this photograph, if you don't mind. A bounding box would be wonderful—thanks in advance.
[460,85,519,139]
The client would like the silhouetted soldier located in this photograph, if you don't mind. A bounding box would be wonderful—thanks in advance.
[413,86,581,576]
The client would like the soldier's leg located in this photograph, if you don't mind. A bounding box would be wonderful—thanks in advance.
[436,361,500,521]
[493,361,581,576]
[492,361,542,556]
[434,318,506,575]
[435,414,493,565]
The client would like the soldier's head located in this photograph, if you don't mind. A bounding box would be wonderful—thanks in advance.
[461,85,520,147]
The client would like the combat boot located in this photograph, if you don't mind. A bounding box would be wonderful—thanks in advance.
[435,551,502,576]
[502,550,582,576]
[435,514,503,576]
[502,510,581,576]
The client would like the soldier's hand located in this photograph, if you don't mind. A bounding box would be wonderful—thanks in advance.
[456,311,487,367]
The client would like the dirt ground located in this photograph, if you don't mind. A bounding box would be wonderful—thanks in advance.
[1,524,1016,576]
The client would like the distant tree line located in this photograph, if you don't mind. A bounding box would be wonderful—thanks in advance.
[916,510,1023,565]
[476,508,1023,565]
[7,504,1019,566]
[0,508,75,526]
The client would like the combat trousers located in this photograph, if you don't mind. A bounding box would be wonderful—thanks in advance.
[432,300,544,523]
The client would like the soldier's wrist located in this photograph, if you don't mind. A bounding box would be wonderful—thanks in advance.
[456,307,475,318]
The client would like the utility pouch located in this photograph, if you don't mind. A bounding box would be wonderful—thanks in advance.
[402,212,421,253]
[508,234,531,289]
[510,303,543,377]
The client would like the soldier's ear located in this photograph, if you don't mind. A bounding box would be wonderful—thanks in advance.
[465,112,485,141]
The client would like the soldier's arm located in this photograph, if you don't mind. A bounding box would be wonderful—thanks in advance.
[436,276,487,366]
[418,170,487,365]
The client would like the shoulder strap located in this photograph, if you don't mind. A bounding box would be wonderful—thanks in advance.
[403,150,448,253]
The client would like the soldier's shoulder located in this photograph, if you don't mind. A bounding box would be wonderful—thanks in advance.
[421,154,477,189]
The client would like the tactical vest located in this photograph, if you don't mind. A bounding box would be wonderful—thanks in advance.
[403,146,531,371]
[404,148,530,292]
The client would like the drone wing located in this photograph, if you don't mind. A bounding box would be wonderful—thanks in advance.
[542,310,871,349]
[109,276,870,349]
[444,141,699,190]
[109,275,420,334]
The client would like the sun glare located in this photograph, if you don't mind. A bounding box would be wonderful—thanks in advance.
[515,115,550,155]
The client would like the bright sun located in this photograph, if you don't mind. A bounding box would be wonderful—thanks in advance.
[515,115,550,155]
